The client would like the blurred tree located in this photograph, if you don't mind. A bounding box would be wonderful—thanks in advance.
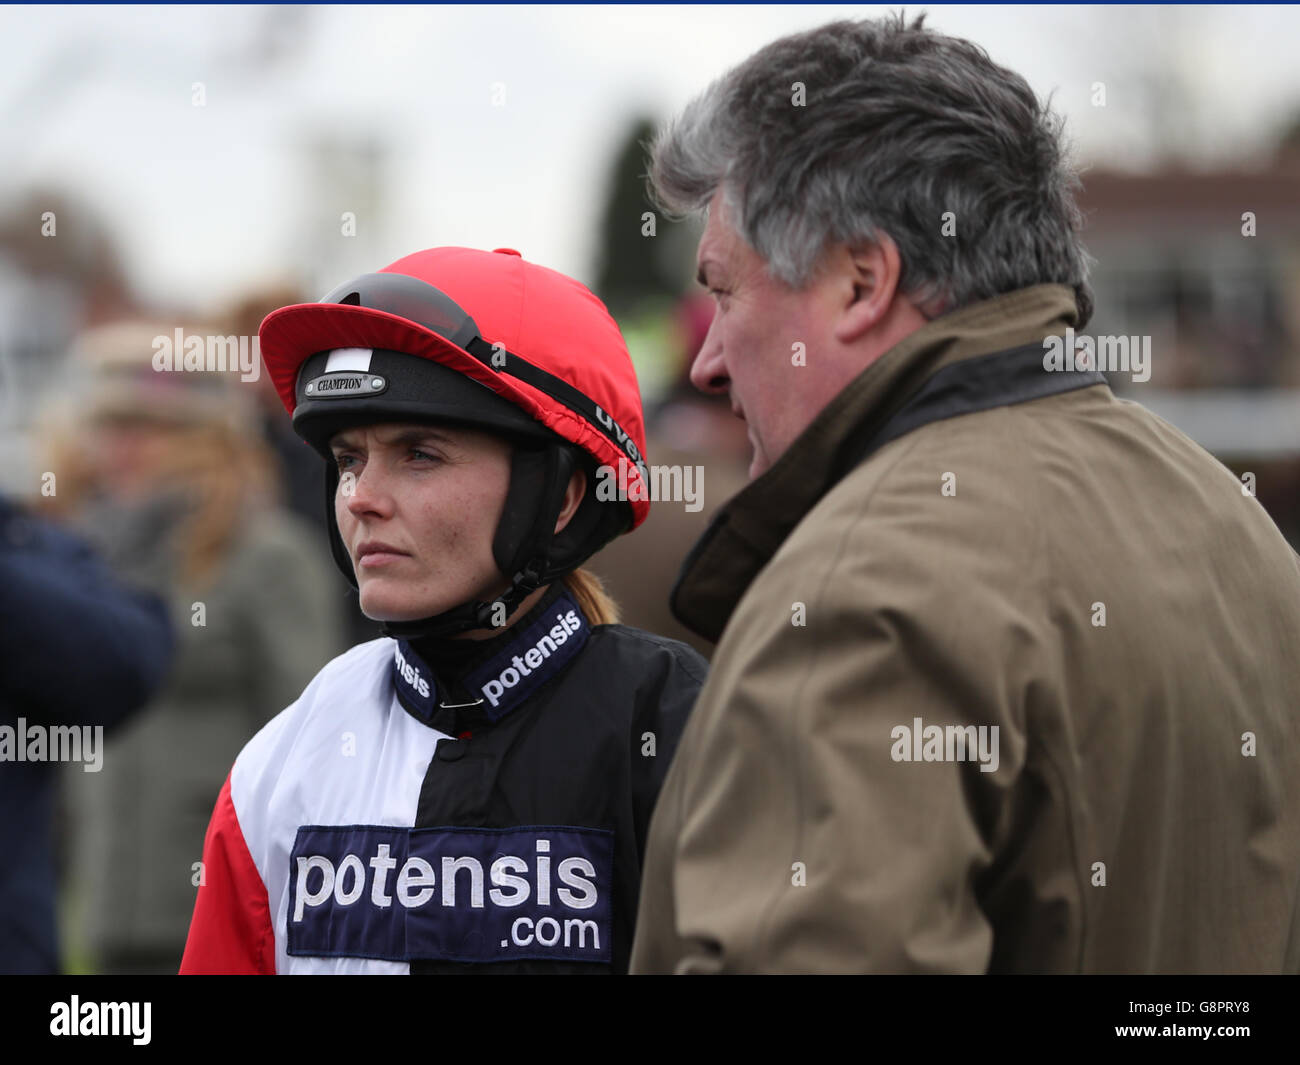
[1274,109,1300,168]
[592,116,701,318]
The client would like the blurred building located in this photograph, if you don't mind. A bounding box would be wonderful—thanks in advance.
[1077,157,1300,546]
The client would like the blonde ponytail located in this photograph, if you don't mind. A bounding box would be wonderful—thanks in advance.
[562,567,620,626]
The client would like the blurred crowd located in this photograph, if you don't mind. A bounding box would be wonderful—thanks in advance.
[2,290,361,973]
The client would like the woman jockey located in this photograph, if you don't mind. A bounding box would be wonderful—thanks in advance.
[180,247,707,974]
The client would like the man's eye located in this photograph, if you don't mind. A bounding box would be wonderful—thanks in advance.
[410,448,440,463]
[333,453,357,471]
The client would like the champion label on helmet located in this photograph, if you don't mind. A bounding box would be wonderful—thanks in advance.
[303,372,388,398]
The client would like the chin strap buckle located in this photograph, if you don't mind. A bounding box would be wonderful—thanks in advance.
[514,558,547,592]
[475,557,549,630]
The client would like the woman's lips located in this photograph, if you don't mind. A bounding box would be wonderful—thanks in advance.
[357,551,408,568]
[355,542,411,568]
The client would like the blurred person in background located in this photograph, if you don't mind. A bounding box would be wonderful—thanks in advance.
[226,286,381,649]
[0,493,174,974]
[587,292,748,658]
[41,320,344,974]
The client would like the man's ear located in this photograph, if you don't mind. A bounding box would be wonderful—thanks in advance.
[554,468,587,535]
[833,232,904,345]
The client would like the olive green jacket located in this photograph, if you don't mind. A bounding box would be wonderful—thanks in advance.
[630,285,1300,973]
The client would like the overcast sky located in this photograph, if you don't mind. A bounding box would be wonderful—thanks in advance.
[3,4,1299,312]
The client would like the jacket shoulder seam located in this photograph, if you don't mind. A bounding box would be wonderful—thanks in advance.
[589,625,710,685]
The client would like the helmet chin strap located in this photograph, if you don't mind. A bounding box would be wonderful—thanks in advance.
[376,558,548,641]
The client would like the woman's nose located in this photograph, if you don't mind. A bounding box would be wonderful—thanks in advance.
[342,461,394,518]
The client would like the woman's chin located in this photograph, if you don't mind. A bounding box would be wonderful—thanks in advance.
[356,574,511,624]
[358,588,452,623]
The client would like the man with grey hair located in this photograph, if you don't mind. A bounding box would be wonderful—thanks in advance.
[631,13,1300,973]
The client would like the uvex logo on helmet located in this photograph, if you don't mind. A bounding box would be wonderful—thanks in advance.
[594,405,644,469]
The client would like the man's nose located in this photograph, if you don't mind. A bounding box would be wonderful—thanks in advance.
[689,317,729,396]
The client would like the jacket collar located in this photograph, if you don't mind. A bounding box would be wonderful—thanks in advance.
[670,284,1084,642]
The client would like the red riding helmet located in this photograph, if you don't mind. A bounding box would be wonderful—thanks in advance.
[258,246,650,637]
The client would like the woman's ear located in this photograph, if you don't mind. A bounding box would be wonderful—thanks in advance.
[554,467,587,534]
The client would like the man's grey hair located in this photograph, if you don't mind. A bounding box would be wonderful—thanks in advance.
[650,12,1094,326]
